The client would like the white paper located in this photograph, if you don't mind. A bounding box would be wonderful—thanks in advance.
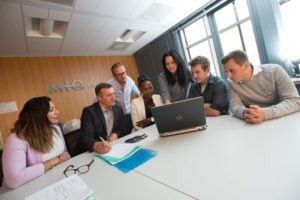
[99,143,140,159]
[25,175,93,200]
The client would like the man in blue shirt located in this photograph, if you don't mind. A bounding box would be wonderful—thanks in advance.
[107,63,140,136]
[188,56,228,116]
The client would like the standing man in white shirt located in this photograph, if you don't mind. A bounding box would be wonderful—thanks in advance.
[107,63,140,136]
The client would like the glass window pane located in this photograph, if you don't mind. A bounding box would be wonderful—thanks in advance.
[240,21,261,65]
[214,3,236,31]
[280,0,300,60]
[235,0,249,20]
[189,41,217,75]
[219,27,243,56]
[184,18,207,45]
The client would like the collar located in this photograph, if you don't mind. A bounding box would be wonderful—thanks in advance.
[250,65,262,80]
[99,103,112,113]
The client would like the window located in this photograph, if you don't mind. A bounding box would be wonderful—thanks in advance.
[181,16,219,76]
[179,0,260,77]
[279,0,300,60]
[214,0,260,65]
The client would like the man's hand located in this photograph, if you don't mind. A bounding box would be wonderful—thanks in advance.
[93,141,112,154]
[107,133,118,142]
[136,118,152,128]
[243,105,265,124]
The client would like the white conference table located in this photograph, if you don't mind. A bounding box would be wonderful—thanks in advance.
[0,148,194,200]
[1,112,300,200]
[124,112,300,200]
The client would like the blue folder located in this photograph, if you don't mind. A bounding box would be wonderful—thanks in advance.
[114,148,157,173]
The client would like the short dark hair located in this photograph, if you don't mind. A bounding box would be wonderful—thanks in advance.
[189,56,210,70]
[111,63,124,74]
[95,83,112,96]
[221,50,249,65]
[137,75,152,88]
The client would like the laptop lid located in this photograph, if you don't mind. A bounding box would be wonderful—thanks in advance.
[151,97,206,136]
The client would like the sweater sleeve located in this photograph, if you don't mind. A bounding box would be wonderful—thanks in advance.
[263,66,300,119]
[228,80,247,119]
[3,134,44,189]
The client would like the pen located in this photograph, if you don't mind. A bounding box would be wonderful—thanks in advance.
[99,136,108,145]
[140,134,148,139]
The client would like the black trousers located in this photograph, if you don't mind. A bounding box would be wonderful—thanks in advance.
[120,113,133,137]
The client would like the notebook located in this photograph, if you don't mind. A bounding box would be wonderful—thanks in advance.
[151,97,207,137]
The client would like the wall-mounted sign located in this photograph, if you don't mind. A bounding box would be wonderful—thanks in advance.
[49,80,97,93]
[0,101,18,114]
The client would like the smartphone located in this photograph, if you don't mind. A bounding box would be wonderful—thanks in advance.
[124,134,148,143]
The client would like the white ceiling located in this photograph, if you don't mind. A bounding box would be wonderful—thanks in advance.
[0,0,210,56]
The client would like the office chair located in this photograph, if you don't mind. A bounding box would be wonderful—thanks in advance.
[63,129,81,157]
[0,149,3,187]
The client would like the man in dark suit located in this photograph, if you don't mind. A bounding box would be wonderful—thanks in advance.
[75,83,123,155]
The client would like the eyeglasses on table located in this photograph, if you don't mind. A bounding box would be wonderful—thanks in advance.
[63,159,94,177]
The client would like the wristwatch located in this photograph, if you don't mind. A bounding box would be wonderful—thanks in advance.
[150,117,154,122]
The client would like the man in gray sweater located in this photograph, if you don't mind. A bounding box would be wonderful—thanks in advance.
[221,50,300,124]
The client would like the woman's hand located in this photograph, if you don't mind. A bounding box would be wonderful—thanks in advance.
[57,152,71,164]
[44,152,70,172]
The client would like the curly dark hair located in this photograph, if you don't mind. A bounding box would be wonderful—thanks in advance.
[137,75,152,88]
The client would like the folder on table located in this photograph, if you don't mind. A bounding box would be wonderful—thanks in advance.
[96,143,141,165]
[114,148,157,173]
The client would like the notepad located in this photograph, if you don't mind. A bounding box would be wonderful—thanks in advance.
[25,174,94,200]
[96,143,141,165]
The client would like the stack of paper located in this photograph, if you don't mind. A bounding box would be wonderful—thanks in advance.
[25,174,94,200]
[96,143,141,165]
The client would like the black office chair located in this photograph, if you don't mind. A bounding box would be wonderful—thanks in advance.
[63,129,81,157]
[0,149,3,187]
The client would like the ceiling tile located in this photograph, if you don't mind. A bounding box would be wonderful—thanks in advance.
[23,4,48,18]
[27,37,62,51]
[60,13,92,53]
[49,9,71,21]
[0,1,27,55]
[95,0,121,16]
[75,0,101,12]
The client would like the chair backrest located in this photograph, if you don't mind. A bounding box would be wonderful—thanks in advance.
[0,149,3,187]
[63,129,81,157]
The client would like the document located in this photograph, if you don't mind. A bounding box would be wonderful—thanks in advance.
[96,143,141,165]
[25,174,94,200]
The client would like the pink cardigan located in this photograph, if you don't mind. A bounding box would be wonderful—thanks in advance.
[2,125,67,189]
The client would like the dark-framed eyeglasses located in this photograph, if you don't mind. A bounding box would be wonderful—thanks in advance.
[63,159,94,177]
[114,71,126,77]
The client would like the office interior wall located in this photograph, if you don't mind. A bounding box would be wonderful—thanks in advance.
[134,31,179,94]
[0,130,3,150]
[0,56,139,141]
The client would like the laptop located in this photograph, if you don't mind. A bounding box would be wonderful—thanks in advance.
[151,97,207,137]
